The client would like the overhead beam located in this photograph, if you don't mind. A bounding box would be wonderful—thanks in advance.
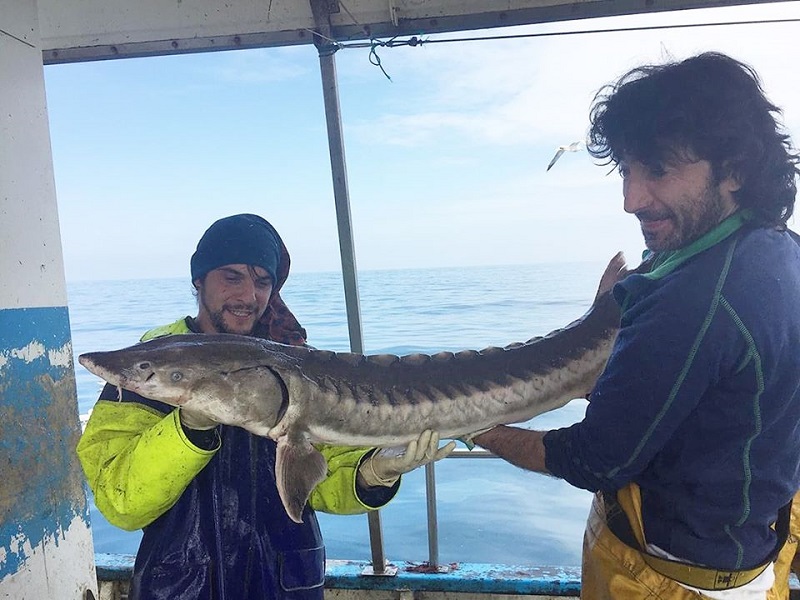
[38,0,791,64]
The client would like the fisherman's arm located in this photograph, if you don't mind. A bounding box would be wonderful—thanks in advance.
[77,392,217,530]
[534,274,725,491]
[309,431,454,514]
[308,445,398,514]
[473,426,550,474]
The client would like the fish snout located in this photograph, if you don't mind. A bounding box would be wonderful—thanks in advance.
[77,352,123,387]
[78,353,109,379]
[77,353,94,370]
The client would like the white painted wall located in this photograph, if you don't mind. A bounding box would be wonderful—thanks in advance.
[0,0,66,309]
[1,520,97,600]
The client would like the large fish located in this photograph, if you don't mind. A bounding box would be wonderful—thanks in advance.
[79,253,631,523]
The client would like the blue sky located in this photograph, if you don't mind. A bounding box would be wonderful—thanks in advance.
[44,2,800,282]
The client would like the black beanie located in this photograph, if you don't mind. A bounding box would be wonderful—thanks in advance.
[190,214,281,283]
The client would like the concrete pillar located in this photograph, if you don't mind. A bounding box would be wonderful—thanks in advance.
[0,1,98,598]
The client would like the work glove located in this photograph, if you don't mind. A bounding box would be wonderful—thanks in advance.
[359,430,456,488]
[458,426,495,450]
[179,408,218,431]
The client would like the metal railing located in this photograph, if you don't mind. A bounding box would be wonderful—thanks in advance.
[365,448,498,575]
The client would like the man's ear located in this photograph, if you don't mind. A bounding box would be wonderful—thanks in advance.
[721,175,742,194]
[719,162,743,194]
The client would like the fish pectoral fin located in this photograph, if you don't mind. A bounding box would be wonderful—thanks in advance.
[275,436,328,524]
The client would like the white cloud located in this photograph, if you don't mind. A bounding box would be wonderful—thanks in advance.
[343,3,800,153]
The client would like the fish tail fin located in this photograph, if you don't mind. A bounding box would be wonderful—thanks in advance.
[275,436,328,523]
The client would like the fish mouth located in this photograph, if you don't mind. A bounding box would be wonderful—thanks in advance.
[117,362,157,391]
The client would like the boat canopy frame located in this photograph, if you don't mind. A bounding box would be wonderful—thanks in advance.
[29,0,794,578]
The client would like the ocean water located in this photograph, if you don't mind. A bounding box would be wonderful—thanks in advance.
[68,261,609,567]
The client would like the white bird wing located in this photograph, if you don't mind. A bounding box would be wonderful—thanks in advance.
[546,141,585,171]
[546,148,566,171]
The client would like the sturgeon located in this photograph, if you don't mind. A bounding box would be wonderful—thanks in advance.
[78,252,632,523]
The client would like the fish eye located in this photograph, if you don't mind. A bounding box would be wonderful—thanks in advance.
[138,362,151,370]
[171,371,183,382]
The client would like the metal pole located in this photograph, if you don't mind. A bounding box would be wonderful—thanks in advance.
[313,23,391,575]
[316,50,364,354]
[424,462,440,569]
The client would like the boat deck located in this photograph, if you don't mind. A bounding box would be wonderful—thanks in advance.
[94,554,800,600]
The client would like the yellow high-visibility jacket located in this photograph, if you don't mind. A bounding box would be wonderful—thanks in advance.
[77,318,397,600]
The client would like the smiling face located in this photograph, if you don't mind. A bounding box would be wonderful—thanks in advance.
[620,157,741,252]
[194,264,274,335]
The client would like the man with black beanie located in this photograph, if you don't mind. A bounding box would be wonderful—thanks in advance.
[78,213,454,600]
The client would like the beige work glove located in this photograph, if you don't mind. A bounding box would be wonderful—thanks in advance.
[179,408,218,431]
[458,426,495,450]
[358,430,456,488]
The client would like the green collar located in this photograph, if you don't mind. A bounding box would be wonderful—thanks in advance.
[644,210,752,279]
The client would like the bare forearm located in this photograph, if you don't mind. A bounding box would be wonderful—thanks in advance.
[473,425,551,475]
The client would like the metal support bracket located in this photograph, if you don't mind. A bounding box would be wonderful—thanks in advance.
[361,561,399,577]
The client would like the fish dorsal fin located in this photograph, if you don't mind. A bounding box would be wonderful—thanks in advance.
[275,436,328,523]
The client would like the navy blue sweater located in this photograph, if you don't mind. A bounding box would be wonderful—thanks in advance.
[545,215,800,570]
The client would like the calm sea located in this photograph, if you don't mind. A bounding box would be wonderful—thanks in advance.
[68,262,609,567]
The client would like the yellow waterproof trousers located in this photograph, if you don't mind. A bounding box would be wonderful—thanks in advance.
[580,485,799,599]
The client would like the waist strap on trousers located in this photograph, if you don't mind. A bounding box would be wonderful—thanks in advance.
[602,484,792,591]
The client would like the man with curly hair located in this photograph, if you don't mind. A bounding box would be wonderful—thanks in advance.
[476,52,800,599]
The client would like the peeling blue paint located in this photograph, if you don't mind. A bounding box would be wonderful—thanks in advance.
[0,306,90,581]
[2,306,70,352]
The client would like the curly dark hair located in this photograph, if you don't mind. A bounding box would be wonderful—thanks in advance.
[588,52,799,228]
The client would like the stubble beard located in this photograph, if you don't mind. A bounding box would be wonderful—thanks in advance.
[202,297,260,336]
[643,179,732,252]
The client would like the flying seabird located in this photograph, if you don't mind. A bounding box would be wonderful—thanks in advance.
[546,140,585,171]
